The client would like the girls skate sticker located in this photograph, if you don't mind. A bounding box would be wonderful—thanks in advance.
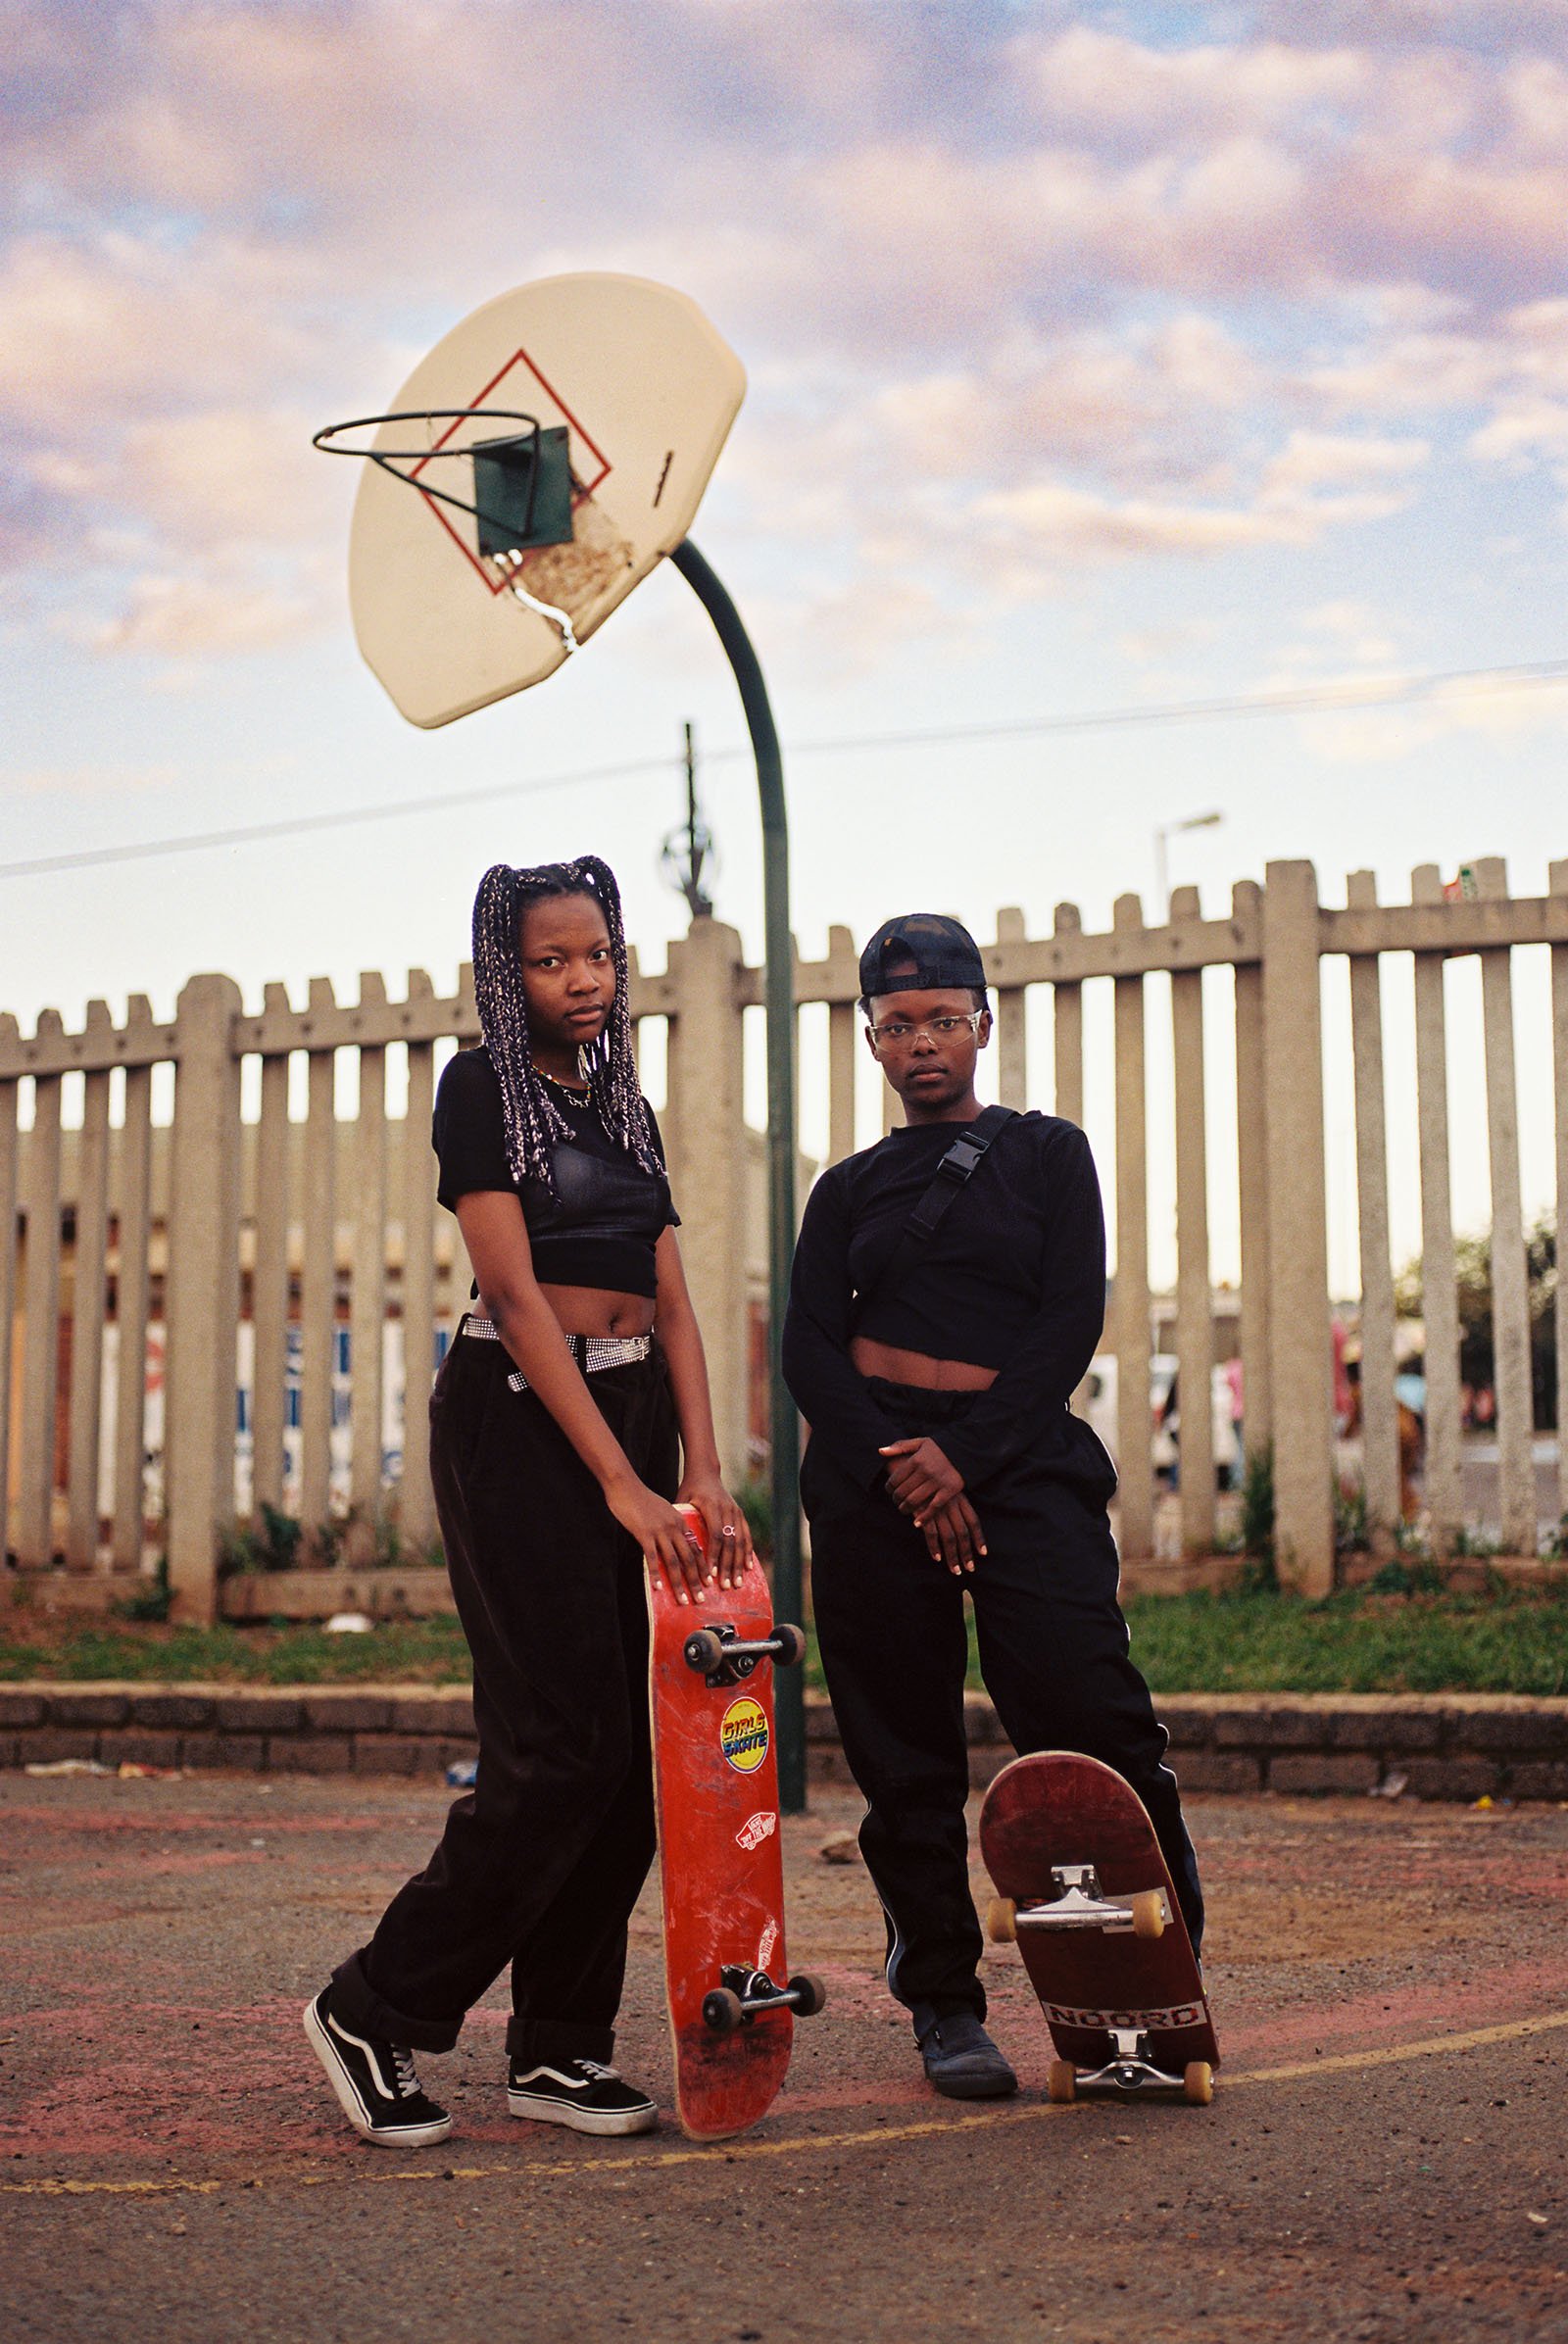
[719,1695,769,1774]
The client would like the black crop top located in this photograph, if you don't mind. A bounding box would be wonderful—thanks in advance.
[781,1112,1105,1491]
[432,1046,679,1298]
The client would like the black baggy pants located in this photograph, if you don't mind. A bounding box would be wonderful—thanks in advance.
[330,1330,678,2066]
[804,1379,1203,2023]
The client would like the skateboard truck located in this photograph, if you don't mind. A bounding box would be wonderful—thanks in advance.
[1076,2028,1187,2096]
[702,1965,828,2035]
[996,1865,1169,1938]
[682,1620,808,1686]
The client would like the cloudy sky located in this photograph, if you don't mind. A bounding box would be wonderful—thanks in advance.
[5,0,1568,1272]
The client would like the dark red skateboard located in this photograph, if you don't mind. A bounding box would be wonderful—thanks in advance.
[645,1507,825,2139]
[979,1751,1219,2105]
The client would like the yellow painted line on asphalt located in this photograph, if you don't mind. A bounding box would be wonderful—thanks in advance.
[7,2007,1567,2201]
[1220,2004,1568,2089]
[3,2174,224,2198]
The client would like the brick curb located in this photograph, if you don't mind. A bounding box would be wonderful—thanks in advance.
[3,1684,1568,1801]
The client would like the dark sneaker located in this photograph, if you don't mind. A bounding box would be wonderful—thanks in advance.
[913,2006,1018,2101]
[508,2056,658,2136]
[304,1987,453,2148]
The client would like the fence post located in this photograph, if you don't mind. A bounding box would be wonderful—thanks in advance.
[1260,861,1335,1592]
[995,906,1029,1109]
[66,1001,114,1572]
[1112,895,1154,1561]
[1552,858,1568,1535]
[1346,872,1399,1553]
[1233,881,1272,1468]
[112,1004,155,1575]
[1410,863,1463,1551]
[1474,856,1537,1556]
[825,925,859,1168]
[348,973,389,1559]
[17,1015,64,1575]
[1169,886,1214,1556]
[0,1016,19,1567]
[166,973,243,1624]
[663,916,750,1487]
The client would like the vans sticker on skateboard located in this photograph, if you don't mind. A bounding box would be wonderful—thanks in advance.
[719,1696,769,1774]
[736,1811,777,1851]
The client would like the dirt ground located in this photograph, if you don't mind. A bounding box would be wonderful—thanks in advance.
[2,1773,1566,2344]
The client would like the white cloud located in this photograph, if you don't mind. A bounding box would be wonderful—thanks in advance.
[3,0,1567,665]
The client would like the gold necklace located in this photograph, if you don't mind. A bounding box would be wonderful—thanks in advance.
[538,1062,590,1100]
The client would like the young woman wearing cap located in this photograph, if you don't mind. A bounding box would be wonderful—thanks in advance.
[306,856,751,2146]
[783,912,1202,2100]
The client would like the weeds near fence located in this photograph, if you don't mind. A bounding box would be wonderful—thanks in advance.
[112,1557,172,1624]
[218,1503,305,1579]
[217,1506,443,1578]
[1334,1478,1371,1555]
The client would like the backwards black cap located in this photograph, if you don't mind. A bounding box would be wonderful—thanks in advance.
[858,911,988,1003]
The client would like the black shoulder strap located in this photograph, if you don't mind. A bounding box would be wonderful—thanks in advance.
[851,1104,1017,1327]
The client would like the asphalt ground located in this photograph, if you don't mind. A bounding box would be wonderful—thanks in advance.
[3,1773,1567,2344]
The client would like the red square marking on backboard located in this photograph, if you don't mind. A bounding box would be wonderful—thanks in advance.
[409,345,612,594]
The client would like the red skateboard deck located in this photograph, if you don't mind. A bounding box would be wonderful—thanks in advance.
[979,1751,1219,2104]
[646,1508,823,2140]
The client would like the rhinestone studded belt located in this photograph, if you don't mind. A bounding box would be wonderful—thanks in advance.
[462,1313,653,1394]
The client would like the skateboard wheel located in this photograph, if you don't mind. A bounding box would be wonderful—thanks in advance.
[985,1896,1017,1944]
[1047,2060,1077,2105]
[1130,1890,1165,1940]
[771,1622,808,1669]
[1183,2061,1214,2106]
[787,1971,827,2018]
[702,1987,745,2035]
[682,1630,726,1676]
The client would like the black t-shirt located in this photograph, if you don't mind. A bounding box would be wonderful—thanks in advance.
[433,1046,678,1299]
[781,1111,1105,1489]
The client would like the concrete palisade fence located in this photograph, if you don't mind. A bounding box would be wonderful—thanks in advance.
[2,856,1566,1621]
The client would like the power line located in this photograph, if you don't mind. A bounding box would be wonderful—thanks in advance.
[5,655,1566,882]
[766,656,1568,761]
[0,753,679,880]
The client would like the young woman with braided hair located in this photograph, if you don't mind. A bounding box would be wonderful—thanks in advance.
[307,855,751,2145]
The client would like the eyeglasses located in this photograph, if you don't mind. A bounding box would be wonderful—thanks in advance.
[866,1011,985,1048]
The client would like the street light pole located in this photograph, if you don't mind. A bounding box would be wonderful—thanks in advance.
[669,539,805,1814]
[1153,809,1224,918]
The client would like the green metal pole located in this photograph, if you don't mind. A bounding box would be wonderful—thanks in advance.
[670,538,805,1812]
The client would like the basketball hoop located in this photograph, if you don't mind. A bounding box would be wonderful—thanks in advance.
[313,408,584,650]
[312,410,575,556]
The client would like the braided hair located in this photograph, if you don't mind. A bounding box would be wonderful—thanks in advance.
[471,855,661,1196]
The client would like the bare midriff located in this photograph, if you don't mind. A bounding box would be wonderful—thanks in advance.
[538,1284,657,1340]
[850,1336,997,1392]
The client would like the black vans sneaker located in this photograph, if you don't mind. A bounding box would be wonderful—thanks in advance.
[304,1987,453,2148]
[912,2005,1018,2101]
[507,2056,658,2136]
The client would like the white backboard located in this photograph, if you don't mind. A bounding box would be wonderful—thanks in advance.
[346,273,746,727]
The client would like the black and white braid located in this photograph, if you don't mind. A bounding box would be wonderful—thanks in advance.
[471,855,661,1196]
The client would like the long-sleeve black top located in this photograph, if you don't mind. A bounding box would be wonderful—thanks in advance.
[781,1111,1106,1491]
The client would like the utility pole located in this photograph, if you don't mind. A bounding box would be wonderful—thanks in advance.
[661,720,714,919]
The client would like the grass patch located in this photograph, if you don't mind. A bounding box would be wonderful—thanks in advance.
[1122,1584,1568,1697]
[0,1617,474,1686]
[4,1582,1567,1696]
